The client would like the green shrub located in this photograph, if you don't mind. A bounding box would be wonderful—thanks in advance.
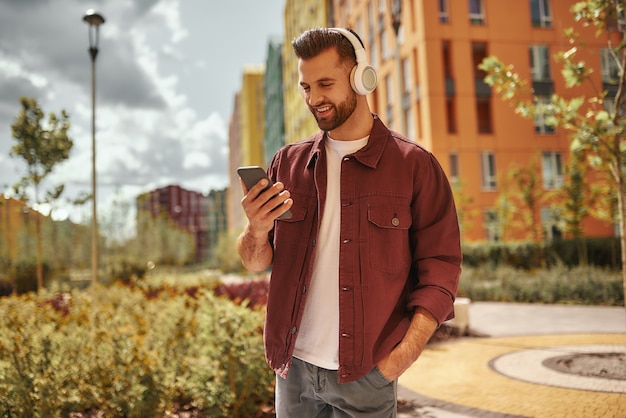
[462,237,621,270]
[0,283,274,417]
[107,261,148,285]
[210,231,244,274]
[459,265,623,305]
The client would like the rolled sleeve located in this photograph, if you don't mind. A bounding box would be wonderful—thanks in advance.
[407,154,462,325]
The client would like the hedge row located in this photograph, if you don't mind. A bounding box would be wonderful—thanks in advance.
[462,237,621,270]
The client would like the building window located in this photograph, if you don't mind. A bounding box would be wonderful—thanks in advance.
[378,0,386,15]
[385,74,394,128]
[604,97,618,117]
[368,2,377,66]
[483,209,499,241]
[449,152,459,183]
[402,57,411,95]
[476,96,493,133]
[472,42,488,79]
[541,207,562,240]
[601,48,621,85]
[402,57,412,136]
[446,97,457,134]
[380,24,389,60]
[442,40,453,79]
[469,0,485,25]
[401,58,412,134]
[535,96,556,134]
[530,0,552,28]
[542,151,563,189]
[530,45,551,81]
[439,0,450,23]
[481,151,497,190]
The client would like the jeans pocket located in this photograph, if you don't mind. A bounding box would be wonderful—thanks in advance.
[367,366,394,389]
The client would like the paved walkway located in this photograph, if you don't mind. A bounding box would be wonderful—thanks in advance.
[397,302,626,418]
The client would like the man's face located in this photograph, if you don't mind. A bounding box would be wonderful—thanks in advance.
[298,48,357,132]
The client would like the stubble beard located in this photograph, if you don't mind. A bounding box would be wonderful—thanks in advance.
[310,90,358,132]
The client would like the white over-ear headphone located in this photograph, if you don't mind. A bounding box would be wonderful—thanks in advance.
[330,27,378,95]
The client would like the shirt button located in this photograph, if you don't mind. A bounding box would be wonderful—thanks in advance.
[341,286,351,291]
[342,239,351,244]
[302,285,307,294]
[392,217,400,227]
[312,239,317,247]
[291,327,297,334]
[341,333,350,338]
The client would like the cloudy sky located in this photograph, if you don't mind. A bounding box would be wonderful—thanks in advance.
[0,0,284,223]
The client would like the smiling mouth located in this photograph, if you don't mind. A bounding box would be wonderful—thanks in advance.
[316,105,332,115]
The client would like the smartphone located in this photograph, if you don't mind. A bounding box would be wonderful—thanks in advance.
[237,166,292,219]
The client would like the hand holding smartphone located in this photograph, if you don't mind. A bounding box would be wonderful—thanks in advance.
[237,166,292,220]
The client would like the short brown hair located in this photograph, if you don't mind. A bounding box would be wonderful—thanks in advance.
[292,27,359,66]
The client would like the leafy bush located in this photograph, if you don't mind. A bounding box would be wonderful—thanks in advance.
[462,237,621,270]
[0,283,274,417]
[458,265,623,305]
[107,261,148,285]
[214,277,269,309]
[210,231,244,274]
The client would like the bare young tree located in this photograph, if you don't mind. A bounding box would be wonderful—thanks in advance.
[10,97,73,291]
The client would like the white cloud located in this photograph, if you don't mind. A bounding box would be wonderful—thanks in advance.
[0,0,284,226]
[183,152,210,170]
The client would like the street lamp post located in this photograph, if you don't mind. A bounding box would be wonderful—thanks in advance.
[83,9,105,283]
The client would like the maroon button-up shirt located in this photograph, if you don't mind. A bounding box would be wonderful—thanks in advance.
[264,115,461,383]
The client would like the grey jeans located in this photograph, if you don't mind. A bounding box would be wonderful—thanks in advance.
[275,357,397,417]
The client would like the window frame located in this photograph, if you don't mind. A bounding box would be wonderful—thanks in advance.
[530,0,552,28]
[534,96,556,134]
[541,151,563,189]
[469,0,486,25]
[476,96,493,134]
[449,152,460,184]
[481,151,497,190]
[601,47,621,84]
[385,74,394,128]
[483,208,500,241]
[530,45,551,81]
[439,0,450,23]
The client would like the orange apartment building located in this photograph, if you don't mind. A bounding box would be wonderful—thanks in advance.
[330,0,616,242]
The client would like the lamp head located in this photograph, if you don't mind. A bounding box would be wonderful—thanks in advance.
[83,10,105,27]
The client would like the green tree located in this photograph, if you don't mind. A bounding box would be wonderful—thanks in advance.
[479,0,626,306]
[451,180,479,242]
[508,160,544,242]
[10,97,72,291]
[550,149,608,264]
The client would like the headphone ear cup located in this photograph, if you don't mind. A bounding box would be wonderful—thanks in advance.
[351,63,377,95]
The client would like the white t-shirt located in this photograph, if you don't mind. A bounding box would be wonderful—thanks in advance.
[293,135,369,369]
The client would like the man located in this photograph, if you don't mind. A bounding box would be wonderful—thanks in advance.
[237,27,461,417]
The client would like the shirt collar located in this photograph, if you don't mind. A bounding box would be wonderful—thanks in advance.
[306,114,388,169]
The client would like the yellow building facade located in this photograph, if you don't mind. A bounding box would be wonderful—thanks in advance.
[227,66,267,231]
[282,0,333,145]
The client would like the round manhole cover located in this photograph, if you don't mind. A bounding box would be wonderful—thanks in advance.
[543,352,626,380]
